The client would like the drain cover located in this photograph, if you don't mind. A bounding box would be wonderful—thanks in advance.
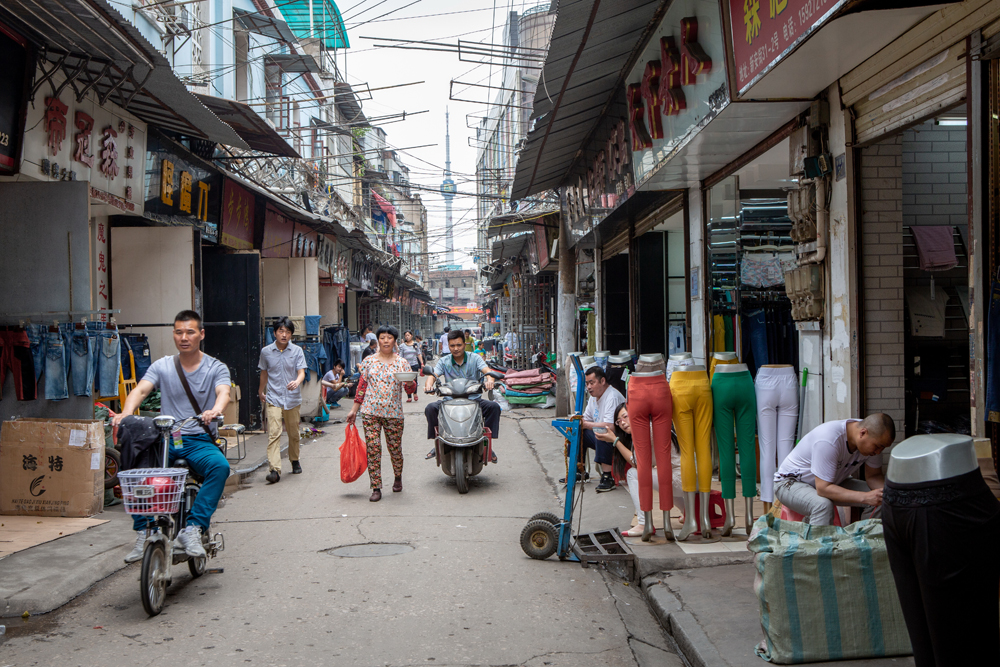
[326,543,413,558]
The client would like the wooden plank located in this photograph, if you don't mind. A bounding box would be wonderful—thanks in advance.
[842,0,997,105]
[0,516,109,559]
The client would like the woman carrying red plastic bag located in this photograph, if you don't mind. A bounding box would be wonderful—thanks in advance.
[346,325,411,502]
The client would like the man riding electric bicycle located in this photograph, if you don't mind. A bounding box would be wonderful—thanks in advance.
[424,330,501,462]
[113,310,232,563]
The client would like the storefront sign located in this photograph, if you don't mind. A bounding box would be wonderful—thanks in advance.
[317,234,336,274]
[334,247,351,284]
[93,217,109,321]
[21,65,146,213]
[351,253,374,292]
[221,179,255,250]
[333,283,346,304]
[0,24,30,174]
[144,129,221,240]
[293,224,318,258]
[262,206,294,258]
[626,0,728,186]
[729,0,846,95]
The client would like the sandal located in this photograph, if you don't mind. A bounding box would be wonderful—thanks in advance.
[622,524,653,538]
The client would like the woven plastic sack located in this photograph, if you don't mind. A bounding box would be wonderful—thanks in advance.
[339,424,367,483]
[748,515,911,664]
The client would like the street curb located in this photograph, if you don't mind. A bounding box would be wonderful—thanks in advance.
[636,551,753,579]
[231,442,286,478]
[642,575,727,667]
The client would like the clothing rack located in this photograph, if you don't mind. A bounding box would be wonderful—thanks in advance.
[0,308,121,323]
[117,321,246,328]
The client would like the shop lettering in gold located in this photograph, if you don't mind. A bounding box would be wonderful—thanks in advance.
[160,159,174,206]
[179,171,193,213]
[197,181,210,221]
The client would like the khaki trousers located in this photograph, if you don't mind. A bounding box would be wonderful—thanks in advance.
[265,402,301,473]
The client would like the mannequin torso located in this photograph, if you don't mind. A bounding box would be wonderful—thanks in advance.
[887,434,977,484]
[712,352,737,361]
[713,363,749,373]
[675,365,706,372]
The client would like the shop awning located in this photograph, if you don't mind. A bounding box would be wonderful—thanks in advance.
[492,234,533,263]
[277,0,350,49]
[510,0,665,200]
[487,206,560,238]
[233,7,299,44]
[195,95,300,158]
[0,0,247,148]
[265,52,321,74]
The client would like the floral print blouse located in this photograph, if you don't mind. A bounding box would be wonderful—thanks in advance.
[356,353,412,419]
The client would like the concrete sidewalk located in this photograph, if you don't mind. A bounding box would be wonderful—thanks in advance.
[0,423,334,618]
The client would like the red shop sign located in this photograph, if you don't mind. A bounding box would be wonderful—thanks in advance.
[262,206,294,258]
[221,179,255,250]
[728,0,846,94]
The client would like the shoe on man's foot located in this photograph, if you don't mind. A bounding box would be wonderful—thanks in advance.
[291,460,302,474]
[266,469,280,484]
[329,401,341,409]
[175,525,207,558]
[489,451,498,464]
[124,530,146,563]
[558,471,590,484]
[595,472,616,493]
[425,447,436,460]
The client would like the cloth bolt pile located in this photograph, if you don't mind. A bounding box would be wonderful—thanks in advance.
[503,368,555,405]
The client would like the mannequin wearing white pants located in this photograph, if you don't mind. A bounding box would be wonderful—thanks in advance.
[755,365,798,510]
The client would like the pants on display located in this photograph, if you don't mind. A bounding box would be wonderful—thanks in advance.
[665,356,693,382]
[132,434,229,532]
[708,355,738,378]
[747,309,769,369]
[43,329,68,400]
[627,375,674,511]
[121,333,152,381]
[425,398,501,442]
[669,370,714,493]
[755,366,798,503]
[668,325,685,354]
[96,327,121,397]
[713,315,726,353]
[25,324,46,383]
[882,470,1000,667]
[773,477,877,525]
[265,403,301,473]
[711,370,757,499]
[0,329,36,401]
[362,414,404,490]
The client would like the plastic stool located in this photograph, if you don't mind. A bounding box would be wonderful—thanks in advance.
[680,489,727,528]
[780,504,844,527]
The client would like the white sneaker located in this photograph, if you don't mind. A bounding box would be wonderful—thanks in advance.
[175,525,207,558]
[124,530,146,563]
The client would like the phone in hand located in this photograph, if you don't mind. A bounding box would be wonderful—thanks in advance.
[593,426,608,434]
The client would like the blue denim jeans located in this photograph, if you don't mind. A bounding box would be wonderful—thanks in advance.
[669,325,685,354]
[121,333,152,381]
[132,434,230,532]
[748,309,769,370]
[302,342,325,382]
[987,279,1000,422]
[69,323,101,397]
[97,328,121,397]
[26,324,46,382]
[44,330,68,400]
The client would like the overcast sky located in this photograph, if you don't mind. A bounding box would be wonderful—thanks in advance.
[339,0,543,270]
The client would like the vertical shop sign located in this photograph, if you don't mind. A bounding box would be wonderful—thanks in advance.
[333,283,346,303]
[93,218,109,321]
[334,247,351,284]
[220,179,255,250]
[625,0,728,186]
[0,24,30,174]
[262,206,295,258]
[728,0,846,95]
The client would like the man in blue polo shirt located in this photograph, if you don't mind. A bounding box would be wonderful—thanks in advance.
[424,329,501,461]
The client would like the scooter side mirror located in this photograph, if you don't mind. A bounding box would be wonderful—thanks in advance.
[422,365,436,376]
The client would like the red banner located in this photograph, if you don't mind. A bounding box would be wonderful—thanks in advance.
[728,0,845,94]
[262,205,294,258]
[333,283,346,303]
[220,180,254,250]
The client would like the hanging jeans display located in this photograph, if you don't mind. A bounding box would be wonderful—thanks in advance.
[670,370,714,493]
[747,309,769,369]
[755,366,799,503]
[25,324,46,383]
[97,326,121,398]
[44,328,68,400]
[627,375,673,512]
[0,329,36,401]
[668,325,685,354]
[711,369,757,499]
[986,278,1000,422]
[121,333,152,381]
[883,469,1000,666]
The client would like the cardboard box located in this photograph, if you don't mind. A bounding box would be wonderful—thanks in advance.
[222,384,241,426]
[0,419,105,517]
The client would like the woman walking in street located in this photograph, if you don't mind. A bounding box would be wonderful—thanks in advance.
[346,325,412,502]
[398,330,424,403]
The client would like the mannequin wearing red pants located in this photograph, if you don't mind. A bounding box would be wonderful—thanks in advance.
[628,370,675,542]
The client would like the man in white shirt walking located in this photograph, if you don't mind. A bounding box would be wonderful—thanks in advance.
[438,327,451,356]
[774,413,894,524]
[258,317,307,483]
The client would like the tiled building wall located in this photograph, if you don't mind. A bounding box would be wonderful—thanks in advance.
[901,120,967,228]
[860,135,905,441]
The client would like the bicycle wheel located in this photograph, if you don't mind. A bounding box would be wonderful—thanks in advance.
[104,448,121,489]
[140,541,168,616]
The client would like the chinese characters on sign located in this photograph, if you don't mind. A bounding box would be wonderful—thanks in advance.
[729,0,845,94]
[74,111,94,168]
[95,218,109,320]
[221,179,255,250]
[44,96,67,156]
[99,126,118,178]
[158,159,211,222]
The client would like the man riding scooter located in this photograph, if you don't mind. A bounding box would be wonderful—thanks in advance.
[424,330,501,462]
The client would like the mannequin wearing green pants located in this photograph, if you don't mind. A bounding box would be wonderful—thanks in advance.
[711,363,757,536]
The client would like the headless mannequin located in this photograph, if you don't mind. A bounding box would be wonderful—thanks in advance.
[713,363,754,536]
[712,352,736,360]
[630,366,675,542]
[883,435,1000,666]
[673,364,712,540]
[635,352,665,374]
[759,363,794,515]
[670,353,692,360]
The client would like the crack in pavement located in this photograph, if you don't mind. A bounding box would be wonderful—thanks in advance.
[355,516,368,542]
[602,572,690,667]
[506,414,562,503]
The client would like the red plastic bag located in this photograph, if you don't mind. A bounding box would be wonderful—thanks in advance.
[339,423,367,483]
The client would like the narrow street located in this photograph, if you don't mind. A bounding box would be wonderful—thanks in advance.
[0,402,681,667]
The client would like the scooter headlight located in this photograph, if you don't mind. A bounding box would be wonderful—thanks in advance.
[467,383,483,394]
[439,386,454,396]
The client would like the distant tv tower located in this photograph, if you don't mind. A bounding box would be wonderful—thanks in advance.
[441,107,456,266]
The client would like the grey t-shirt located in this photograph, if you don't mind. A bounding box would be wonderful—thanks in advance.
[258,342,307,410]
[398,342,420,366]
[143,354,231,436]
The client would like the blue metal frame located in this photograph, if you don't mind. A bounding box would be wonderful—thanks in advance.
[549,354,587,561]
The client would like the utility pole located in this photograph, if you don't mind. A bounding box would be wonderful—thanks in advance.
[556,189,575,418]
